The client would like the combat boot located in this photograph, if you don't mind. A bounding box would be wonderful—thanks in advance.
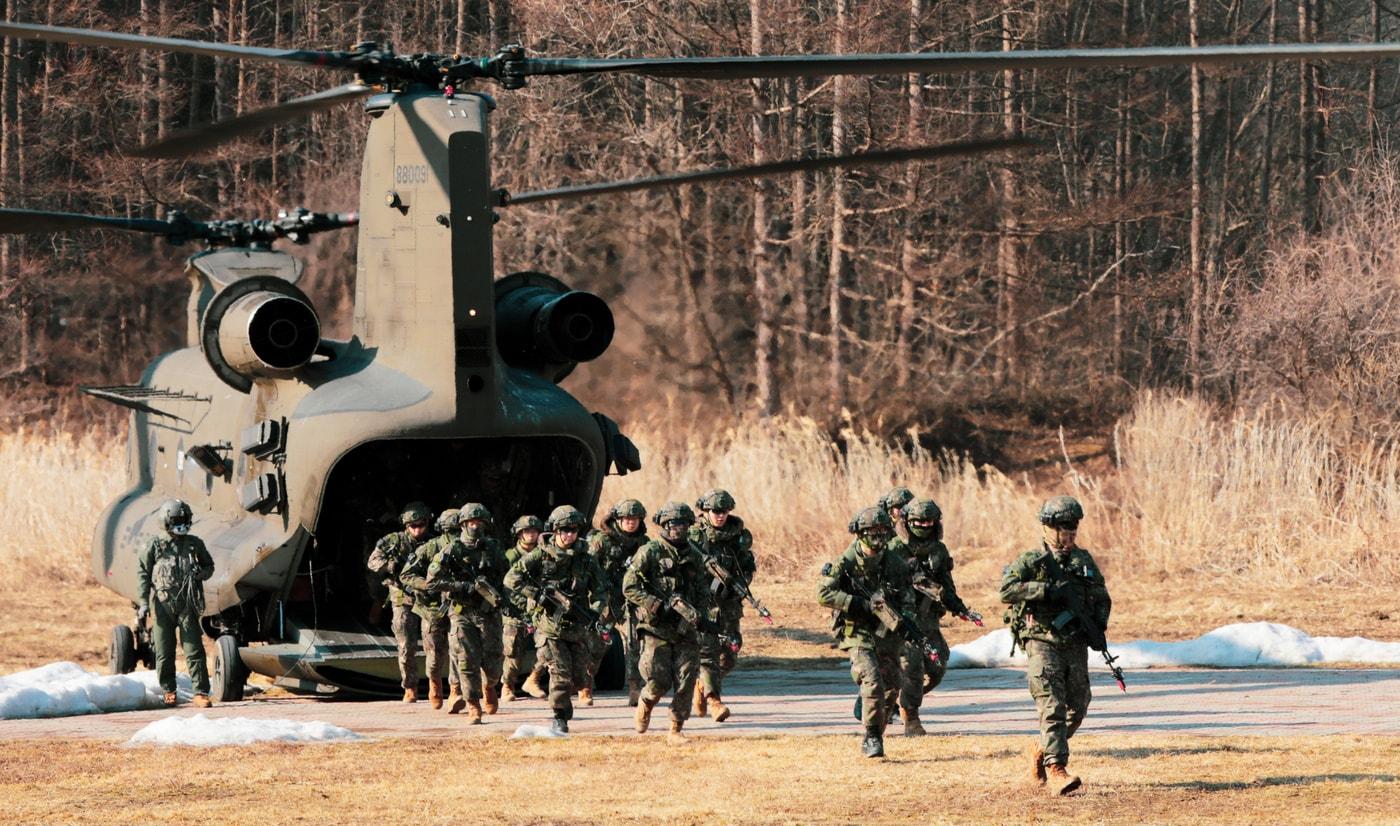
[578,687,594,707]
[522,668,547,699]
[1027,743,1046,785]
[191,694,213,709]
[466,699,483,724]
[709,693,731,723]
[900,707,926,737]
[162,692,178,708]
[861,729,885,758]
[668,716,689,745]
[627,681,641,708]
[692,687,709,718]
[635,697,656,733]
[446,687,465,715]
[550,715,569,735]
[402,687,418,703]
[1046,763,1081,796]
[502,683,519,703]
[484,685,500,714]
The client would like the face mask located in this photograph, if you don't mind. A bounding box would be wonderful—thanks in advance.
[859,534,887,554]
[1042,524,1077,551]
[169,524,190,536]
[662,522,688,543]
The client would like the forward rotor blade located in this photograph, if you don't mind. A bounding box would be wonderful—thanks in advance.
[517,42,1400,81]
[0,207,173,235]
[500,138,1036,206]
[127,83,373,159]
[0,20,355,71]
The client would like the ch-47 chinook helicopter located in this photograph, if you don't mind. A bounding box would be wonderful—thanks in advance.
[4,19,1400,700]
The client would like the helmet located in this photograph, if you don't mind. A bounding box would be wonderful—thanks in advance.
[511,515,545,536]
[695,489,736,512]
[400,501,432,526]
[847,506,893,535]
[160,499,193,531]
[653,501,697,526]
[1038,495,1084,527]
[879,487,915,514]
[435,509,461,533]
[459,502,493,523]
[608,498,647,520]
[547,505,588,531]
[902,498,943,523]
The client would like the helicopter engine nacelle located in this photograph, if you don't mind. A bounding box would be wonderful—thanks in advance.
[201,275,321,392]
[494,271,614,383]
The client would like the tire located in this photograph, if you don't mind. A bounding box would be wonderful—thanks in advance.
[109,625,137,675]
[595,634,626,691]
[211,634,248,702]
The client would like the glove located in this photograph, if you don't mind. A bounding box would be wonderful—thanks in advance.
[1044,581,1072,604]
[136,605,149,625]
[851,596,871,614]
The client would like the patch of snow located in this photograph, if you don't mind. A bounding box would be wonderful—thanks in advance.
[510,723,568,739]
[126,714,362,747]
[949,622,1400,669]
[0,663,191,719]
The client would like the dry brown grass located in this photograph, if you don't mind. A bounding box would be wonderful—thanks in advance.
[0,734,1395,824]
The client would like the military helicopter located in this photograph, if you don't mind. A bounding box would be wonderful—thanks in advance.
[3,19,1397,700]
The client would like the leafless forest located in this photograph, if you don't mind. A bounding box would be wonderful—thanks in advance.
[2,0,1399,448]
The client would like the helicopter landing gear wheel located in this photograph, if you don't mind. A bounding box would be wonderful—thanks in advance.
[211,635,248,702]
[109,625,137,675]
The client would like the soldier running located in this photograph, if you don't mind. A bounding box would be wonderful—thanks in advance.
[818,505,915,758]
[689,489,754,722]
[879,486,916,542]
[501,515,543,702]
[587,498,650,706]
[397,509,457,710]
[424,503,508,723]
[889,497,970,737]
[366,501,433,703]
[504,505,609,735]
[1001,495,1113,795]
[623,501,714,744]
[136,499,216,708]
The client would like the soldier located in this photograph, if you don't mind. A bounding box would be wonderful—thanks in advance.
[818,506,914,758]
[366,501,434,703]
[397,509,457,710]
[501,515,544,702]
[504,505,609,735]
[587,498,649,706]
[424,503,508,723]
[879,486,916,541]
[136,499,216,708]
[890,498,968,737]
[622,501,714,744]
[1000,495,1113,796]
[688,489,754,722]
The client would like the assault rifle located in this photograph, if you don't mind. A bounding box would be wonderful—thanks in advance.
[667,594,741,653]
[542,584,614,643]
[457,577,535,633]
[842,573,940,666]
[1041,551,1127,692]
[703,555,774,624]
[911,574,983,627]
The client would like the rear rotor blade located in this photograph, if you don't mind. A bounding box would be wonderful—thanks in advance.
[0,20,355,71]
[500,138,1036,206]
[0,207,173,235]
[127,83,373,159]
[516,42,1400,81]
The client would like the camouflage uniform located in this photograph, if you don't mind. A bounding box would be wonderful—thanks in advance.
[504,528,608,727]
[367,528,431,690]
[501,538,539,693]
[689,515,755,702]
[622,528,713,729]
[398,534,455,693]
[1001,544,1112,770]
[587,517,649,694]
[137,532,215,697]
[818,506,914,756]
[425,532,508,704]
[890,534,964,711]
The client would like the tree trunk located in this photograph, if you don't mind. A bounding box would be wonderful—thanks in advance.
[1262,0,1277,227]
[828,0,852,409]
[1370,0,1380,147]
[1188,0,1204,390]
[751,0,779,417]
[995,4,1021,386]
[894,0,924,390]
[1298,0,1318,231]
[1113,0,1129,376]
